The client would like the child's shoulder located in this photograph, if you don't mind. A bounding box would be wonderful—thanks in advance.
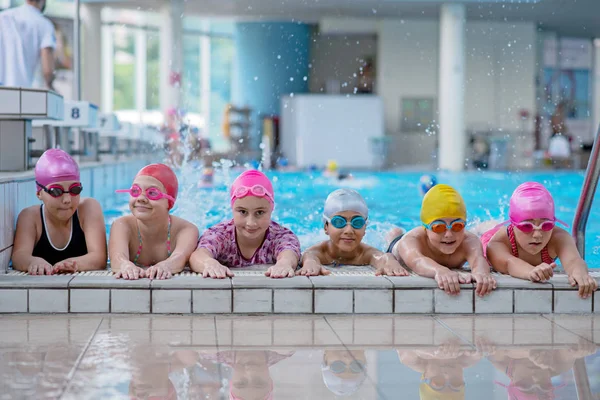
[202,219,234,235]
[17,205,41,225]
[18,204,40,217]
[77,197,103,216]
[269,220,297,235]
[170,215,199,230]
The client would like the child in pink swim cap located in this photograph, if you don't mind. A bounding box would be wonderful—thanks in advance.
[190,169,301,279]
[482,182,597,298]
[12,149,107,275]
[110,163,199,280]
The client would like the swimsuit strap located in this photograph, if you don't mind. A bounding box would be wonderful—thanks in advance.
[541,247,554,265]
[507,225,520,258]
[133,216,172,266]
[508,224,555,265]
[166,216,172,256]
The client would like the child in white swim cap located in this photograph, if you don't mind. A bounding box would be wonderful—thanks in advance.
[298,188,409,276]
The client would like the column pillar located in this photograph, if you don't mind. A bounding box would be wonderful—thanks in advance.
[438,4,466,171]
[81,4,102,106]
[159,0,184,113]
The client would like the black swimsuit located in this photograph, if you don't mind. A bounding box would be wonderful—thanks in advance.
[386,233,404,253]
[32,205,88,265]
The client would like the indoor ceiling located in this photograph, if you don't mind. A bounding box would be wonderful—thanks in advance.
[83,0,600,38]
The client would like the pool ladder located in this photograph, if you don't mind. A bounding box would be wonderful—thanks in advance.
[570,123,599,400]
[572,123,600,258]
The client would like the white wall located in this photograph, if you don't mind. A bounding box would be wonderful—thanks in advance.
[378,19,536,134]
[377,19,536,166]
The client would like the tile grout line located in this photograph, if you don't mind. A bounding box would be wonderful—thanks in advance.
[58,316,104,399]
[433,316,477,349]
[540,314,596,345]
[323,315,390,400]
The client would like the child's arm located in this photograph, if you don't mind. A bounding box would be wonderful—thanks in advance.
[363,246,409,276]
[297,243,331,276]
[11,208,53,275]
[266,250,298,278]
[552,228,597,298]
[396,235,469,295]
[487,240,554,282]
[462,233,496,297]
[55,199,107,273]
[265,228,301,278]
[146,221,200,279]
[189,230,233,278]
[109,218,147,279]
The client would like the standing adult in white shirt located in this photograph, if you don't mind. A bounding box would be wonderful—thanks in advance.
[0,0,56,89]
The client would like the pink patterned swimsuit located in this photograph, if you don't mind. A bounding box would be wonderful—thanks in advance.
[481,224,555,264]
[197,219,301,267]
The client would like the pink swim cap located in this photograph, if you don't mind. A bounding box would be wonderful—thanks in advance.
[34,149,80,192]
[509,182,557,223]
[230,170,274,208]
[135,163,178,210]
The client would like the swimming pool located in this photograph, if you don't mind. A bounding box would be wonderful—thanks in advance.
[102,168,600,266]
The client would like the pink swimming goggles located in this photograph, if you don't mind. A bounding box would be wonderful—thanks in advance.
[116,184,175,203]
[231,184,274,205]
[511,218,567,234]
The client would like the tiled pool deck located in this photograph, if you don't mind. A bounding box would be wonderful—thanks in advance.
[1,267,598,314]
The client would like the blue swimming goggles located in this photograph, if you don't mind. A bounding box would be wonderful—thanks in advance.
[324,215,367,229]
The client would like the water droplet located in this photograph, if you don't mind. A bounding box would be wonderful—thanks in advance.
[254,76,259,81]
[277,55,281,59]
[289,77,294,81]
[303,76,307,81]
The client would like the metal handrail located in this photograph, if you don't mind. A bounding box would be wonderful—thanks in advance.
[572,124,600,258]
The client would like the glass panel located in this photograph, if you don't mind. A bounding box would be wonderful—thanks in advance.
[146,31,159,110]
[209,36,234,151]
[112,26,135,110]
[182,34,201,113]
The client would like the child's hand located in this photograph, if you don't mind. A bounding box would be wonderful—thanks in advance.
[375,264,410,276]
[265,264,295,279]
[203,259,233,279]
[146,263,173,280]
[296,260,331,276]
[529,262,555,282]
[434,269,468,295]
[115,262,146,280]
[53,259,78,274]
[28,258,54,275]
[471,272,497,297]
[568,272,597,299]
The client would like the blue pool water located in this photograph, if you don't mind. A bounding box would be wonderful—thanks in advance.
[103,168,600,266]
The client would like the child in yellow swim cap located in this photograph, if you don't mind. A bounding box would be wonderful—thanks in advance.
[386,184,496,297]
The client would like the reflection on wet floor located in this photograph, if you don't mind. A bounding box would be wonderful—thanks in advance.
[0,315,598,399]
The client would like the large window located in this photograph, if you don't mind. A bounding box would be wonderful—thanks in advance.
[209,36,234,150]
[182,35,202,114]
[100,13,234,145]
[146,32,160,110]
[112,26,135,110]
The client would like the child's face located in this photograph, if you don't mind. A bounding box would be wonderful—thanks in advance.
[37,180,81,221]
[232,196,272,241]
[425,218,466,255]
[324,211,366,253]
[129,176,170,219]
[513,218,553,256]
[231,351,272,400]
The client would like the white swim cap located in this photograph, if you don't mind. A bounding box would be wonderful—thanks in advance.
[323,189,368,222]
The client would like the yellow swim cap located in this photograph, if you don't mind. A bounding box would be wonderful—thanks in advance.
[327,160,338,172]
[420,184,466,225]
[419,382,465,400]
